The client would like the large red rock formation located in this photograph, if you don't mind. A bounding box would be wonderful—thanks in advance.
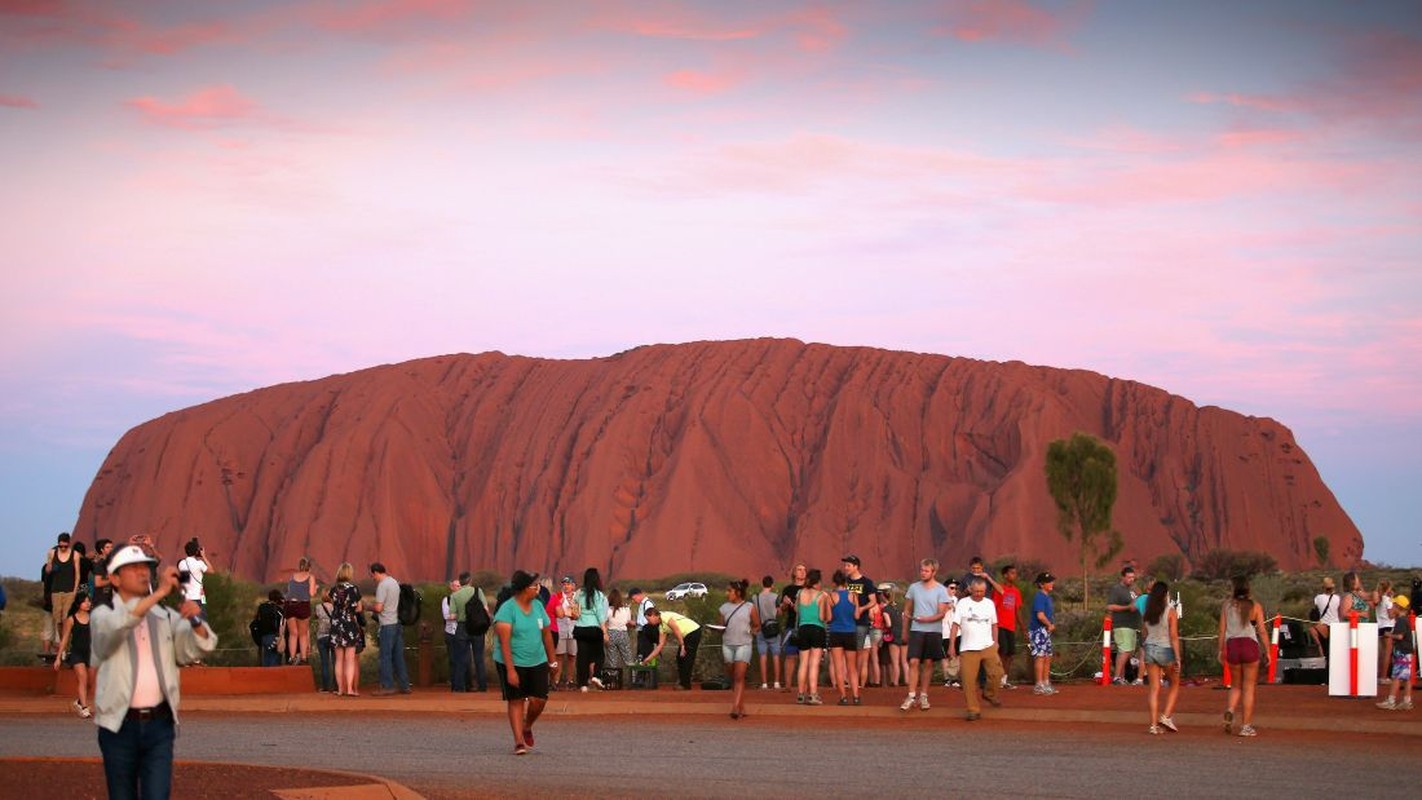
[73,339,1363,583]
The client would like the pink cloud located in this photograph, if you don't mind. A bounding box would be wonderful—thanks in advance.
[597,3,847,53]
[934,0,1088,47]
[308,0,484,34]
[663,68,742,95]
[125,85,259,130]
[1,93,39,109]
[1192,32,1422,136]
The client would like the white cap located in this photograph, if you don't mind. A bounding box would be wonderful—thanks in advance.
[106,544,158,572]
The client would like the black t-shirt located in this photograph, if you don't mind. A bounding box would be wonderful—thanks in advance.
[1395,623,1415,656]
[779,583,802,624]
[846,573,875,625]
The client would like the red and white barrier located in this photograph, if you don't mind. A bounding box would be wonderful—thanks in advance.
[1100,615,1112,686]
[1327,613,1377,697]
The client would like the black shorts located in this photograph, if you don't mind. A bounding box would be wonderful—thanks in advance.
[998,628,1017,656]
[906,631,945,662]
[796,624,828,650]
[828,630,859,650]
[496,661,550,702]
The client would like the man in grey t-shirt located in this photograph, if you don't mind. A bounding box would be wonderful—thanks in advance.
[369,563,411,694]
[1106,566,1141,685]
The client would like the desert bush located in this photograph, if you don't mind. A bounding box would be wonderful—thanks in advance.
[1146,553,1186,582]
[1191,550,1278,581]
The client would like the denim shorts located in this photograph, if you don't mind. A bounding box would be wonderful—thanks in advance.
[1143,643,1176,666]
[756,632,783,656]
[722,644,753,664]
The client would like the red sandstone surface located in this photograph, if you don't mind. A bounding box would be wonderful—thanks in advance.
[72,339,1362,582]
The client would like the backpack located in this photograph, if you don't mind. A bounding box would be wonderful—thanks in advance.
[397,582,422,626]
[465,589,491,636]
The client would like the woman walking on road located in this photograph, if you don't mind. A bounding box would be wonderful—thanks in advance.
[719,578,760,719]
[53,591,94,717]
[494,570,557,755]
[1219,576,1270,736]
[1141,581,1182,734]
[329,562,364,697]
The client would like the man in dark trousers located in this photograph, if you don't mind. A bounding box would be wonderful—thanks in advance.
[91,544,216,799]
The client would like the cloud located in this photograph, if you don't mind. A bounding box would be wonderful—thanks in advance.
[663,68,742,95]
[932,0,1089,47]
[0,93,39,109]
[125,84,260,130]
[1191,31,1422,138]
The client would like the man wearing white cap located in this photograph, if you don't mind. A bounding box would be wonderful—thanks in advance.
[91,544,217,799]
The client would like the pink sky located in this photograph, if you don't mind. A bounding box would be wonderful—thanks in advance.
[1,1,1419,572]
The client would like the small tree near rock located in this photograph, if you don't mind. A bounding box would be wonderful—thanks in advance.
[1045,432,1123,609]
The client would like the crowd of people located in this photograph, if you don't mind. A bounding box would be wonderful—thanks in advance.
[35,531,1420,776]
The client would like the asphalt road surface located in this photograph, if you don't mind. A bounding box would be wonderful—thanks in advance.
[2,711,1419,799]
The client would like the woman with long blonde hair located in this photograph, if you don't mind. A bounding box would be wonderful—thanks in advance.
[329,562,364,696]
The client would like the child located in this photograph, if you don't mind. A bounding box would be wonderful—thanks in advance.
[1376,594,1414,711]
[1030,572,1058,695]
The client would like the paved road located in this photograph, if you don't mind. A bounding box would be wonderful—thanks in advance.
[3,711,1419,798]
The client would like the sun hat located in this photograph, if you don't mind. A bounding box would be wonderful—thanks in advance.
[106,545,158,573]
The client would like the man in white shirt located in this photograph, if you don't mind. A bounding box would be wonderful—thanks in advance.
[951,577,1004,720]
[442,577,462,691]
[91,545,216,798]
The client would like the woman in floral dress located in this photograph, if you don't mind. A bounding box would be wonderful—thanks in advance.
[329,562,364,696]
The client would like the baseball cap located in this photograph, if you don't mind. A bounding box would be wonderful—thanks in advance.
[560,575,575,584]
[840,554,861,565]
[1035,571,1056,585]
[106,545,158,573]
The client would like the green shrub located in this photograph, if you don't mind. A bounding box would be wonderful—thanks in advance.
[1146,553,1186,582]
[1191,550,1278,581]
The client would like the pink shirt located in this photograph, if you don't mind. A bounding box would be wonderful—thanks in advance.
[130,619,165,708]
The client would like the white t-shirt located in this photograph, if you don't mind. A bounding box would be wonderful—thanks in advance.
[607,606,632,630]
[179,556,207,602]
[441,596,458,635]
[1313,592,1341,624]
[557,593,577,640]
[1377,595,1394,630]
[940,596,958,639]
[955,596,998,652]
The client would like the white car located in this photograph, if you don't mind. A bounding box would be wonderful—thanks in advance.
[664,582,708,601]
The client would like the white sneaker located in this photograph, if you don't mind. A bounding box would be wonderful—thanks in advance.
[919,694,931,711]
[760,683,769,690]
[900,695,916,711]
[589,676,604,690]
[71,699,84,717]
[773,682,782,690]
[79,705,92,719]
[1377,698,1398,710]
[580,686,589,693]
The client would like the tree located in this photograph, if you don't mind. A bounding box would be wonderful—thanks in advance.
[1312,536,1330,568]
[1045,432,1122,609]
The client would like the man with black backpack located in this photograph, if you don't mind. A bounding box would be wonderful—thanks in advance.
[449,572,491,692]
[369,563,412,695]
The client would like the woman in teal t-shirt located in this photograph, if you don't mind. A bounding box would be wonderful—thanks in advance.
[493,570,556,755]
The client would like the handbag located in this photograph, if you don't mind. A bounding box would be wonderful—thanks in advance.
[756,594,780,638]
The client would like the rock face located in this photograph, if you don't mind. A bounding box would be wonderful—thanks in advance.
[73,339,1363,583]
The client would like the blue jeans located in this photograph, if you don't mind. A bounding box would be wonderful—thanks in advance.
[98,714,174,800]
[448,631,470,691]
[377,624,410,690]
[470,632,488,691]
[260,634,281,667]
[317,636,335,691]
